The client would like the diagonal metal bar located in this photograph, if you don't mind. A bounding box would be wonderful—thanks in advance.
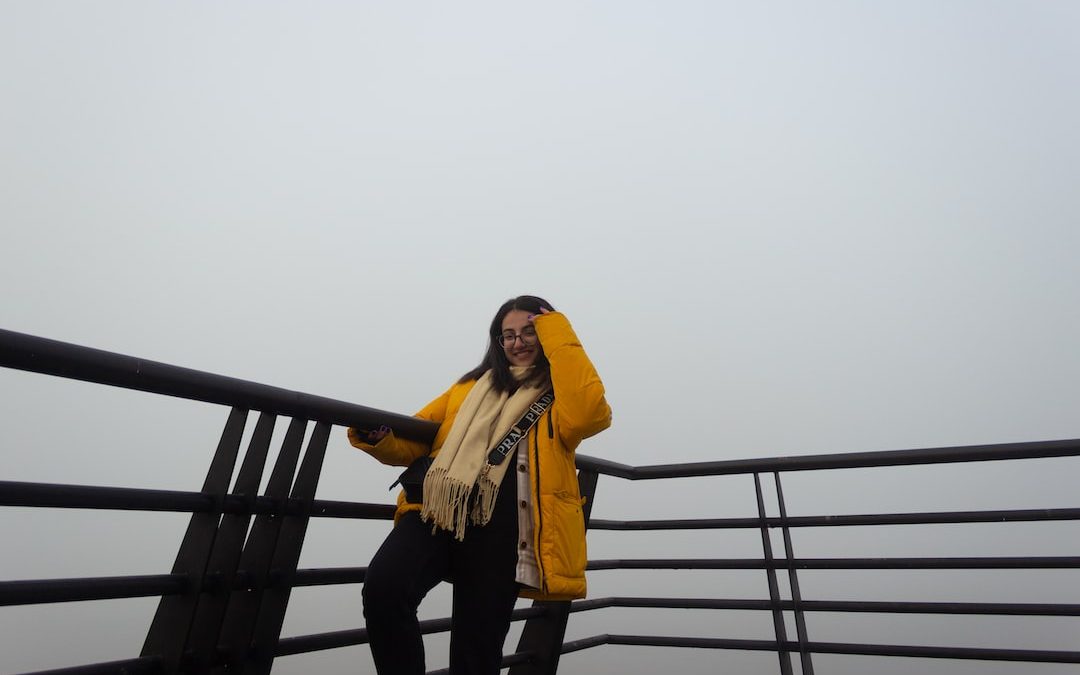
[578,469,600,526]
[754,472,793,675]
[212,417,308,674]
[242,421,331,675]
[141,406,248,673]
[774,472,813,675]
[183,412,277,672]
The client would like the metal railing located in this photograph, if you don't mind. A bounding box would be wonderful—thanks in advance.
[2,327,1079,674]
[570,447,1080,673]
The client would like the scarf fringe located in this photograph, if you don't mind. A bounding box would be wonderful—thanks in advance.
[471,474,500,527]
[420,466,473,541]
[419,467,505,540]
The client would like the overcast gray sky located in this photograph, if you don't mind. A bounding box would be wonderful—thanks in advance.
[3,2,1079,674]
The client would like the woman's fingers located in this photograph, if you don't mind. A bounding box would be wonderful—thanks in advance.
[362,424,391,442]
[527,307,552,322]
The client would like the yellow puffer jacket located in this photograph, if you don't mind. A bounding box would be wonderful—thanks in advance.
[348,311,611,600]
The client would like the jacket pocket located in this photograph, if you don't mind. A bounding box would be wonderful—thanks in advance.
[540,491,588,584]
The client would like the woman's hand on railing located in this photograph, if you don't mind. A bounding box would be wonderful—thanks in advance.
[357,425,391,444]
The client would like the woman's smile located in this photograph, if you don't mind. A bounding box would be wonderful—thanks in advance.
[510,346,535,363]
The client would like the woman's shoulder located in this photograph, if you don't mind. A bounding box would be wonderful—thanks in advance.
[446,378,478,405]
[449,377,478,393]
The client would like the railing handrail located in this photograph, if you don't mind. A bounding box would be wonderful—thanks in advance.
[0,328,437,442]
[575,437,1080,478]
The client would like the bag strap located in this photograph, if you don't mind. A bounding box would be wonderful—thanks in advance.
[484,389,555,469]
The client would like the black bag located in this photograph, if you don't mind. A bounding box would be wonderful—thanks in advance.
[390,455,433,504]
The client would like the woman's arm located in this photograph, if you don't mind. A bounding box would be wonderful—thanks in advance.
[347,386,453,467]
[532,311,612,443]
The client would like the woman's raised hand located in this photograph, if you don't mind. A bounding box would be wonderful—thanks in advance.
[527,307,552,322]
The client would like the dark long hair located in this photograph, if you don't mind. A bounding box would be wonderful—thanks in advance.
[459,295,555,393]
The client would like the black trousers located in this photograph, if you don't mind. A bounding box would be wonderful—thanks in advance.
[363,470,521,675]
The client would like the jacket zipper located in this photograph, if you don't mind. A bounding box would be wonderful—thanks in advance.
[532,422,546,592]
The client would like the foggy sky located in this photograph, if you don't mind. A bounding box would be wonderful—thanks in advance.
[2,2,1079,674]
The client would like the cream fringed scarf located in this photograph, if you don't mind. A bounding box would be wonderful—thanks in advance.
[421,367,545,541]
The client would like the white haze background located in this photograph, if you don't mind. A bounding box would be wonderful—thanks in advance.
[2,2,1079,674]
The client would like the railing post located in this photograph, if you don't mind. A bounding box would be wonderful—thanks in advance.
[212,417,309,674]
[184,412,278,672]
[242,421,331,675]
[774,472,814,675]
[509,468,599,675]
[753,472,794,675]
[141,407,249,673]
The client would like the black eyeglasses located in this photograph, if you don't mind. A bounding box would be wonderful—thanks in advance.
[498,327,538,348]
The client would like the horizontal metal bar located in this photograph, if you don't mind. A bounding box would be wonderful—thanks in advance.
[597,635,1080,663]
[292,567,367,587]
[4,563,462,608]
[566,597,616,613]
[576,437,1080,479]
[587,557,1080,571]
[0,480,215,512]
[798,600,1080,616]
[427,651,533,675]
[13,656,162,675]
[310,499,396,520]
[0,574,186,607]
[559,634,611,655]
[570,597,1080,617]
[0,328,437,442]
[572,455,637,479]
[607,634,783,651]
[591,557,768,570]
[790,556,1080,569]
[36,485,1063,553]
[804,640,1080,663]
[571,597,769,612]
[274,628,368,656]
[589,507,1080,531]
[589,517,763,530]
[785,508,1080,527]
[273,605,548,656]
[0,481,396,521]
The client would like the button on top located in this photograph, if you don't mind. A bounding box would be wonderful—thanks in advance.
[519,500,527,509]
[519,541,528,549]
[518,464,527,473]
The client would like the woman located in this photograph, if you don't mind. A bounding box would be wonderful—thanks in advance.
[349,295,611,675]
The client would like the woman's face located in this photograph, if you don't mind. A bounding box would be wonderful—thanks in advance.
[500,309,541,367]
